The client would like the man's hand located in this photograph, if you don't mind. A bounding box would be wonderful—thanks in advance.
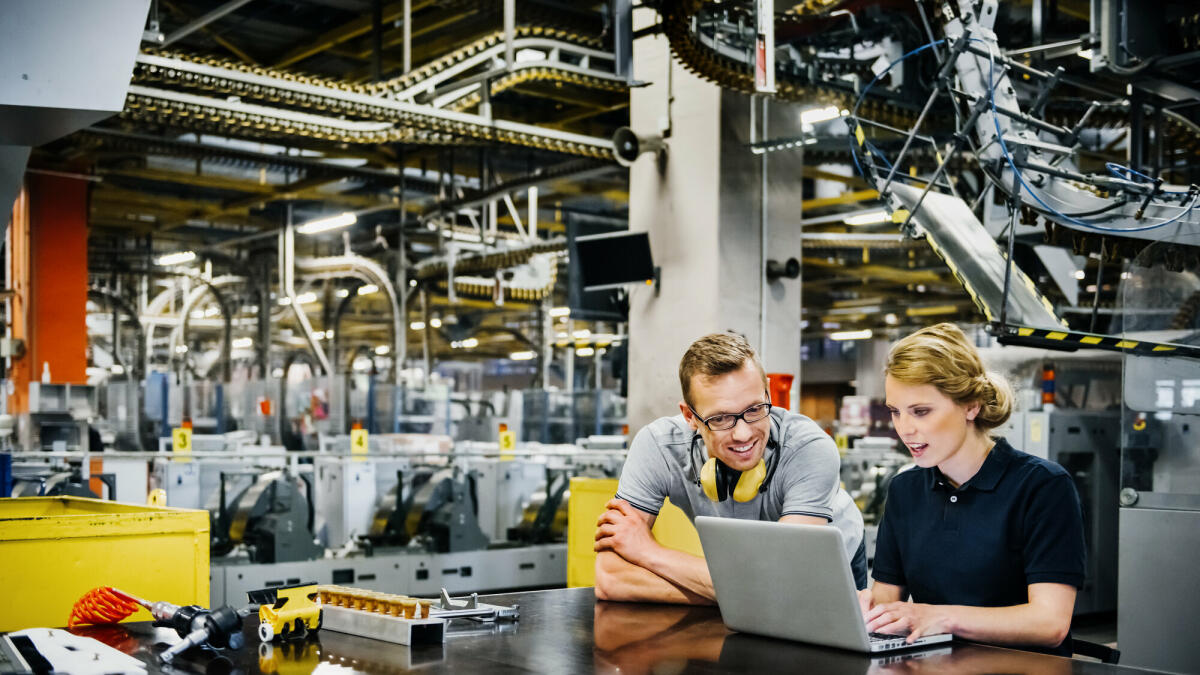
[865,601,955,643]
[594,499,659,567]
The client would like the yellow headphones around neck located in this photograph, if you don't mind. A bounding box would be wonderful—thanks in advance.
[700,455,768,502]
[690,413,781,503]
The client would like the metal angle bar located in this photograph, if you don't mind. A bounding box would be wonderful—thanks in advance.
[403,0,412,74]
[504,0,515,68]
[502,193,526,238]
[161,0,256,47]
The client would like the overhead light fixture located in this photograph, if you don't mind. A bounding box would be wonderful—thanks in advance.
[510,350,536,360]
[1120,271,1131,280]
[429,317,442,328]
[905,304,959,317]
[572,329,591,339]
[297,212,356,235]
[830,329,873,341]
[410,321,426,330]
[232,337,253,349]
[375,345,390,355]
[357,284,379,296]
[884,313,899,326]
[1073,269,1086,280]
[110,364,125,375]
[294,292,318,305]
[549,307,571,318]
[515,48,546,63]
[409,279,418,287]
[576,347,595,357]
[799,105,845,126]
[175,345,189,354]
[461,337,478,348]
[155,251,196,266]
[278,297,292,306]
[1077,48,1093,60]
[842,210,890,226]
[335,288,350,299]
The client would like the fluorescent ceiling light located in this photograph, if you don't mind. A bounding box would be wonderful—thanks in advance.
[357,284,378,296]
[549,307,571,318]
[1074,270,1086,280]
[277,297,292,306]
[375,345,390,355]
[335,289,350,298]
[410,321,426,330]
[461,338,478,348]
[232,337,253,348]
[294,292,318,305]
[510,350,536,361]
[429,317,442,328]
[576,347,595,357]
[297,212,356,235]
[843,210,890,226]
[1077,48,1093,60]
[175,345,188,354]
[515,48,546,63]
[155,251,196,266]
[830,329,873,341]
[799,105,844,125]
[572,329,591,339]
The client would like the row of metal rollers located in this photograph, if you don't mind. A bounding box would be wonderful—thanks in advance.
[317,585,434,619]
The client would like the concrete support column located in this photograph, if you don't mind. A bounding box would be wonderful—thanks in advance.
[6,174,90,413]
[627,10,803,432]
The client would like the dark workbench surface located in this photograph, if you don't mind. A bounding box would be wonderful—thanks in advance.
[66,587,1148,673]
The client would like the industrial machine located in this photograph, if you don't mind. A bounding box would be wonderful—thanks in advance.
[209,469,324,564]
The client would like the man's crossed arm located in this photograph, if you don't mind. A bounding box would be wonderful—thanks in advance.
[593,499,825,604]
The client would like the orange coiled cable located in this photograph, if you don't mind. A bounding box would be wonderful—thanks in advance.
[68,587,142,628]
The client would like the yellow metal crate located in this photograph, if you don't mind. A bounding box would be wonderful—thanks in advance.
[566,477,703,588]
[0,496,210,631]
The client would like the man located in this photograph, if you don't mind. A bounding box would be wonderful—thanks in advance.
[594,332,866,604]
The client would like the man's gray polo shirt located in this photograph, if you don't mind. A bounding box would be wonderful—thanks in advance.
[615,407,864,561]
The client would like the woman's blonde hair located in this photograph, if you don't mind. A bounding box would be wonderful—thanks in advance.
[885,323,1013,431]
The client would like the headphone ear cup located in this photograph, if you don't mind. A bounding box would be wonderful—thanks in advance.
[699,457,721,501]
[731,459,767,502]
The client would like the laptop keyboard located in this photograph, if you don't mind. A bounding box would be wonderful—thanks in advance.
[869,632,905,642]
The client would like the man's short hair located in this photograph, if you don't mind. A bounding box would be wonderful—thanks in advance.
[678,333,769,406]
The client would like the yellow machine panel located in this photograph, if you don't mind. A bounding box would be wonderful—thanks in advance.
[566,477,703,588]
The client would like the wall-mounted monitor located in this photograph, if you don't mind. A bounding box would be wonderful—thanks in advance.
[573,231,655,291]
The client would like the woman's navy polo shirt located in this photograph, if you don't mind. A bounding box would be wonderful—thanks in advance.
[872,437,1086,656]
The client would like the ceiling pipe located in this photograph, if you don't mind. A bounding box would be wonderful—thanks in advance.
[280,208,333,375]
[295,253,404,384]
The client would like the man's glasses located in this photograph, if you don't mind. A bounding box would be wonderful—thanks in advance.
[688,401,772,431]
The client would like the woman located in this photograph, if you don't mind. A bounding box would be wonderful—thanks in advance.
[859,323,1086,656]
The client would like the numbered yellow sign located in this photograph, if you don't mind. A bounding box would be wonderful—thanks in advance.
[498,429,516,460]
[351,428,369,460]
[172,427,193,462]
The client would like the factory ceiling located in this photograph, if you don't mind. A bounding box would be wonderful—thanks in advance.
[22,0,1200,376]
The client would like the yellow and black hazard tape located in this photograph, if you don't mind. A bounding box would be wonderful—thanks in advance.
[993,322,1200,359]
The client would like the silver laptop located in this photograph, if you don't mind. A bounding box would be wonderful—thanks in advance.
[696,517,953,653]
